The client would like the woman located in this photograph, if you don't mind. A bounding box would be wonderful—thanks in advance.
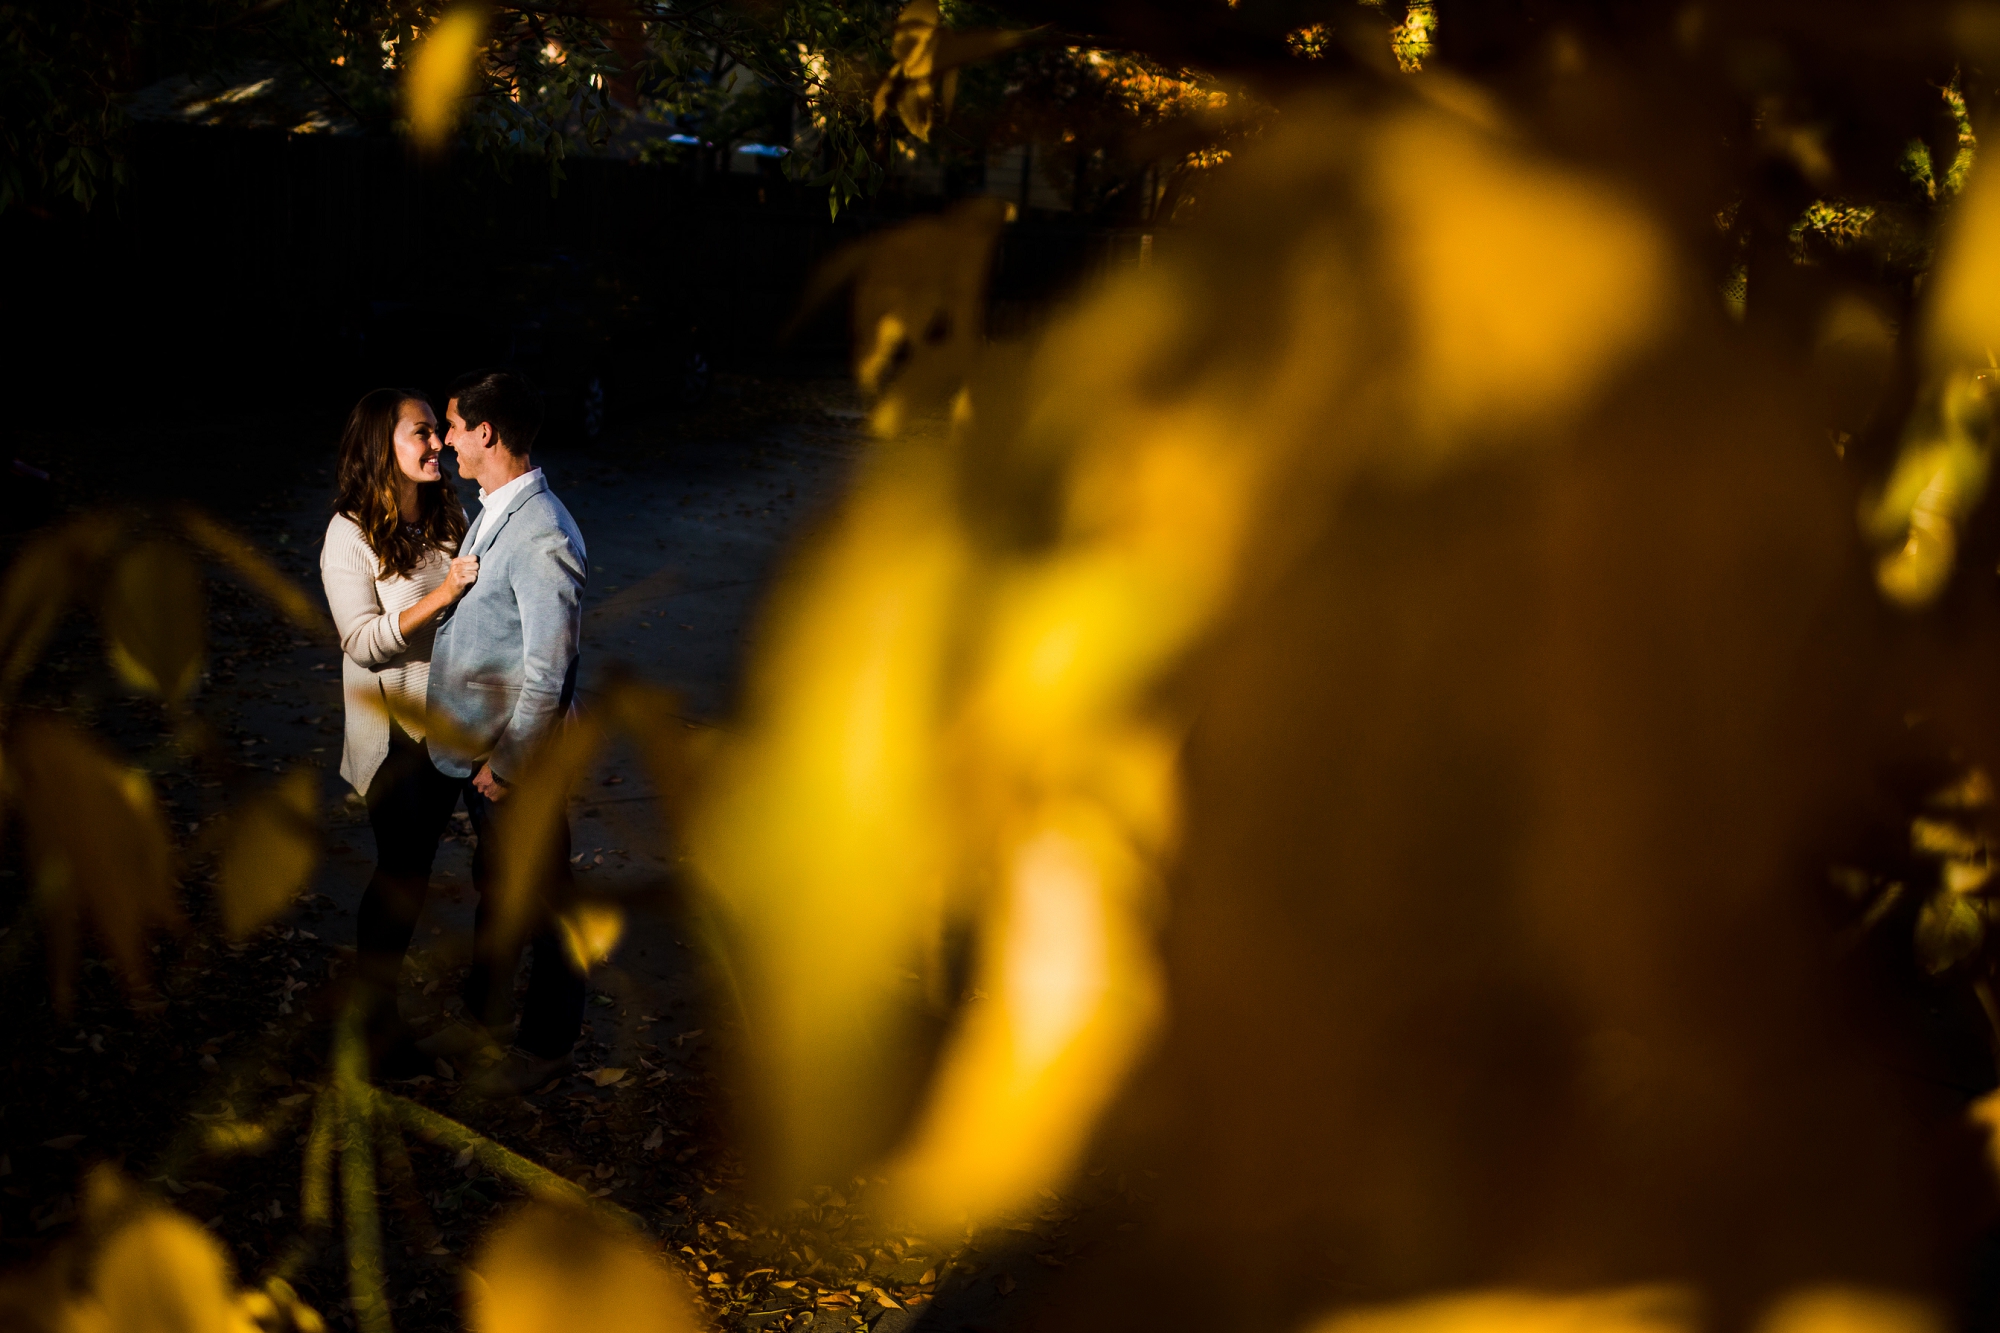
[321,388,478,1073]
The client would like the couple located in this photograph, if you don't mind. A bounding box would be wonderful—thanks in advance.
[319,370,587,1096]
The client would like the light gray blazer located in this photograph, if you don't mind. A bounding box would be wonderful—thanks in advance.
[427,473,588,782]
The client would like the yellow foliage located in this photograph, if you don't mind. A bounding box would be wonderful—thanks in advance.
[1926,139,2000,369]
[1307,1288,1940,1333]
[691,94,1679,1229]
[689,451,968,1186]
[488,678,704,973]
[0,515,120,696]
[1369,111,1674,460]
[0,1166,309,1333]
[822,196,1010,436]
[469,1200,699,1333]
[216,768,319,939]
[1861,369,1993,608]
[65,1206,260,1333]
[1305,1288,1699,1333]
[873,0,1029,142]
[99,542,203,703]
[556,900,625,971]
[1754,1289,1944,1333]
[405,5,489,153]
[490,709,606,954]
[1855,141,2000,608]
[11,714,178,1008]
[179,510,328,634]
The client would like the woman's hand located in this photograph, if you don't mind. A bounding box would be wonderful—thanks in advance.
[444,554,480,602]
[397,555,480,641]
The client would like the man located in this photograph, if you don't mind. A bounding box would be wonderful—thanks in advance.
[420,368,589,1095]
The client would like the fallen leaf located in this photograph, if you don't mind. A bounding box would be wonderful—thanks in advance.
[590,1067,629,1087]
[42,1135,84,1150]
[643,1126,665,1151]
[995,1272,1016,1296]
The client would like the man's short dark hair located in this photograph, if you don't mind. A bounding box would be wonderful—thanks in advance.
[450,369,544,456]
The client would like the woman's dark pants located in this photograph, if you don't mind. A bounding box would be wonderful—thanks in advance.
[352,733,585,1060]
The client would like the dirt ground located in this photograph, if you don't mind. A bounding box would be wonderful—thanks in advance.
[0,373,1140,1333]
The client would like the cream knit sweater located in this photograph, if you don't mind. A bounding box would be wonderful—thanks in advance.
[319,513,452,797]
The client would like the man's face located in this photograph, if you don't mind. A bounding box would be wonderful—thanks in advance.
[444,399,493,486]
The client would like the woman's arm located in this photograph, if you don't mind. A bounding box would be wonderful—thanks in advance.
[321,524,406,668]
[396,555,480,639]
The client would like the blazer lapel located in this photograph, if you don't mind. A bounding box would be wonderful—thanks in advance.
[469,474,548,558]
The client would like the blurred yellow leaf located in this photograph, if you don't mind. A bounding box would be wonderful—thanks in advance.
[0,514,120,698]
[1970,1085,2000,1181]
[406,4,489,153]
[1862,369,1993,608]
[888,808,1163,1228]
[100,541,203,704]
[61,1165,267,1333]
[216,769,319,940]
[557,901,625,972]
[491,713,606,956]
[1305,1288,1699,1333]
[1925,144,2000,368]
[689,456,966,1186]
[12,716,178,1009]
[373,690,487,763]
[179,510,329,634]
[599,678,714,818]
[1755,1289,1943,1333]
[69,1208,259,1333]
[698,93,1710,1238]
[1913,888,1983,974]
[793,199,1009,437]
[1884,139,2000,609]
[1813,293,1897,435]
[873,0,1030,142]
[1370,109,1674,461]
[469,1200,698,1333]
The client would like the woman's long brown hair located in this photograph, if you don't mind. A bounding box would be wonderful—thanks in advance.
[333,388,467,577]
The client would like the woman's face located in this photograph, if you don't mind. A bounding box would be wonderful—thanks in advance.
[392,399,443,487]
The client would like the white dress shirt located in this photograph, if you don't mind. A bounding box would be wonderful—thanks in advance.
[465,467,544,549]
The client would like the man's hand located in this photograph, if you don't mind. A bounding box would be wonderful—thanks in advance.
[473,763,508,802]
